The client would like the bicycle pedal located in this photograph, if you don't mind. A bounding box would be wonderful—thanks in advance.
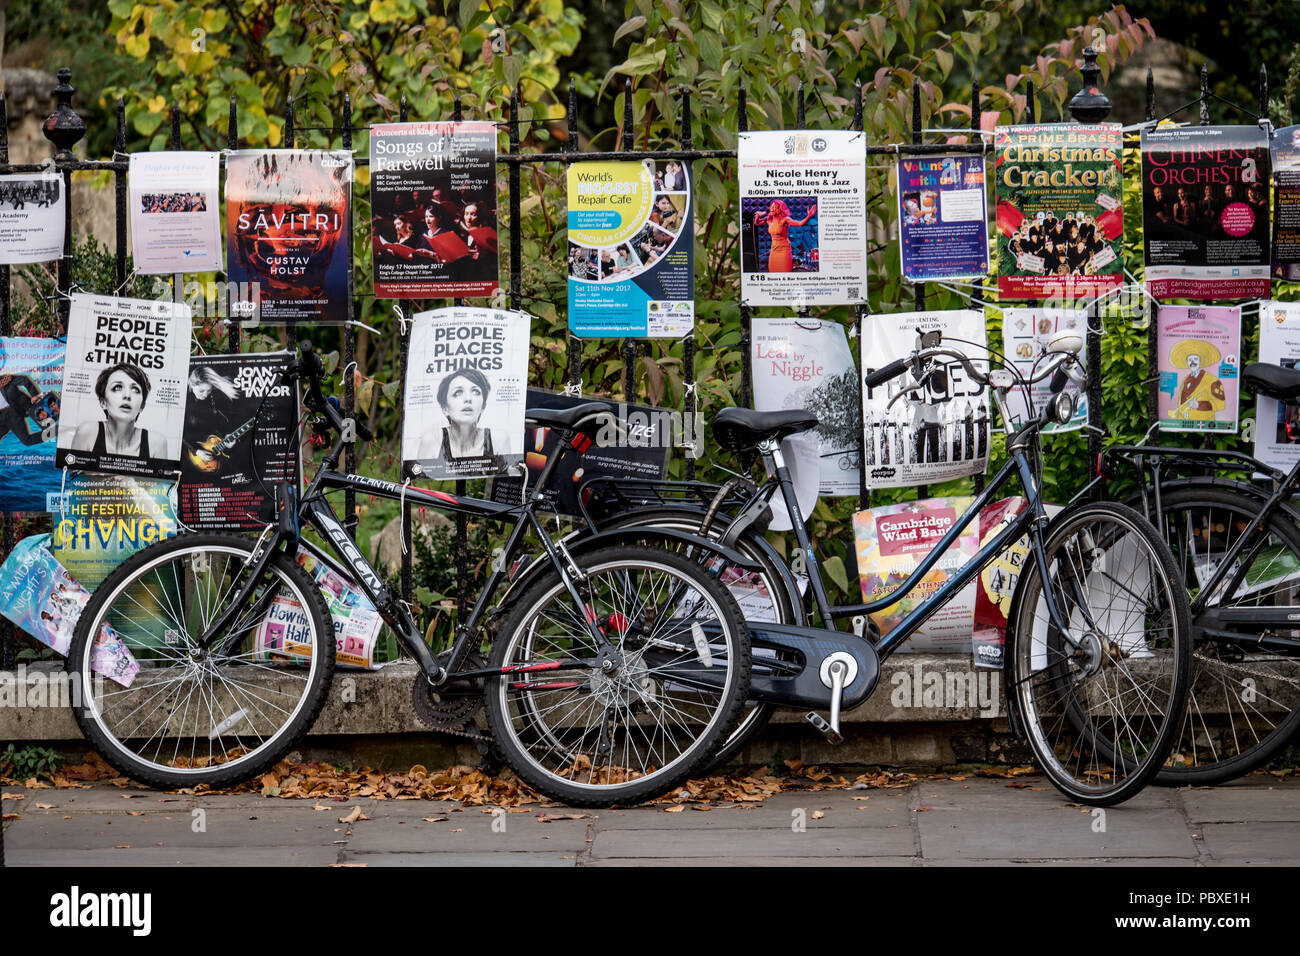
[803,711,843,745]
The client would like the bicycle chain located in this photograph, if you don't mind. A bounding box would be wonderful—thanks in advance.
[1193,648,1300,687]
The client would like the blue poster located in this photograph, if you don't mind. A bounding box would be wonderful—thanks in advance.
[567,159,695,338]
[0,337,62,513]
[897,154,990,281]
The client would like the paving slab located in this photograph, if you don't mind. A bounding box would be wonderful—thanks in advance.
[590,790,914,829]
[584,856,918,867]
[917,857,1200,867]
[6,846,341,866]
[344,816,590,853]
[1197,822,1300,861]
[589,826,916,859]
[5,810,345,851]
[341,852,577,866]
[917,807,1196,860]
[1181,785,1300,824]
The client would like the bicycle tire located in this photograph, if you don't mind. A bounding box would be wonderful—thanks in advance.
[1006,500,1192,805]
[484,544,751,806]
[66,532,335,790]
[593,508,802,771]
[1143,484,1300,784]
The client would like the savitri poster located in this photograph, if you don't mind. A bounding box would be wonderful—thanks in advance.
[566,159,694,337]
[55,293,191,477]
[127,152,223,274]
[179,352,298,531]
[1254,301,1300,469]
[0,337,62,512]
[897,154,989,281]
[860,310,989,488]
[370,121,499,299]
[1272,125,1300,282]
[226,150,352,324]
[1156,304,1241,433]
[0,173,63,265]
[751,317,860,497]
[738,130,868,307]
[1142,125,1271,300]
[1000,307,1088,432]
[993,123,1124,300]
[402,307,529,480]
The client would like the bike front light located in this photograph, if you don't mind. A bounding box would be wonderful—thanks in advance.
[1050,391,1076,425]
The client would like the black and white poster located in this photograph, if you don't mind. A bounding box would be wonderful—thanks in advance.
[860,310,990,488]
[402,307,529,480]
[128,152,223,274]
[56,294,191,478]
[179,352,298,531]
[370,121,499,299]
[0,173,63,265]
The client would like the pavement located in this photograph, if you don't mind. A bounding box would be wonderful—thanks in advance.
[4,774,1299,867]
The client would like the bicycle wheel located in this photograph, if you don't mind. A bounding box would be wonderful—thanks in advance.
[485,544,751,806]
[67,532,335,790]
[1148,485,1300,784]
[595,509,802,771]
[1007,501,1191,805]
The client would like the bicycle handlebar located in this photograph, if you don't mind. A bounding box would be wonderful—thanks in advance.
[298,340,374,442]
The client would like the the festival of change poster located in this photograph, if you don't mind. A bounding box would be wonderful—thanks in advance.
[1142,125,1271,300]
[738,130,868,307]
[226,150,352,324]
[566,159,694,337]
[370,121,499,299]
[897,154,989,281]
[1156,304,1241,433]
[993,123,1124,300]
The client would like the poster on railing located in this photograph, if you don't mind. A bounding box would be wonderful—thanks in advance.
[1254,301,1300,469]
[49,473,177,591]
[1272,125,1300,282]
[565,159,695,337]
[738,130,868,307]
[860,309,989,488]
[178,352,298,531]
[371,121,499,299]
[993,123,1124,300]
[0,173,63,265]
[853,496,979,653]
[0,337,62,513]
[56,293,191,478]
[1000,307,1088,432]
[1141,125,1271,300]
[752,317,860,497]
[401,307,529,480]
[491,390,671,516]
[1156,304,1241,433]
[0,533,139,685]
[226,149,352,324]
[127,152,223,274]
[897,154,989,281]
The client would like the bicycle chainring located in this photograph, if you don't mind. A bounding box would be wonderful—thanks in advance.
[411,651,487,731]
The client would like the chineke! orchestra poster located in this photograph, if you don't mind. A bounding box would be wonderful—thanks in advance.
[993,123,1124,301]
[370,121,499,299]
[1156,304,1241,433]
[401,307,529,481]
[566,159,695,338]
[226,149,353,325]
[896,154,990,282]
[1142,125,1271,300]
[55,293,192,479]
[738,129,868,308]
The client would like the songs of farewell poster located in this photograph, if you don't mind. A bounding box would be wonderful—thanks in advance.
[179,352,298,531]
[1142,125,1271,300]
[371,121,499,299]
[226,150,352,324]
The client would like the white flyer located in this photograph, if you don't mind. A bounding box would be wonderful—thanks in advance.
[860,310,990,488]
[752,317,860,497]
[0,173,64,265]
[1255,301,1300,471]
[128,152,223,274]
[1000,307,1088,432]
[738,130,868,307]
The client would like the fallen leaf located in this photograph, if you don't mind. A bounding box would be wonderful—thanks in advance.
[912,806,932,812]
[811,810,825,819]
[113,845,130,849]
[422,816,449,823]
[536,813,586,822]
[1,794,23,801]
[121,793,147,799]
[663,805,685,813]
[338,806,369,824]
[2,813,19,820]
[329,863,367,867]
[34,802,55,809]
[450,828,463,832]
[313,802,330,812]
[852,796,870,801]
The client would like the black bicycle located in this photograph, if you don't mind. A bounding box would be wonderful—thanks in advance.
[65,343,751,807]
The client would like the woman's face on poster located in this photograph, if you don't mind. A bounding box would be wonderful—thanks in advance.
[442,375,485,426]
[102,370,145,424]
[189,372,213,401]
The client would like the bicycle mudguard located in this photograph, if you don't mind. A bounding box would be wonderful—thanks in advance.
[650,622,878,711]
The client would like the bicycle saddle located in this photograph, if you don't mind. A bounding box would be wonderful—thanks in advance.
[711,407,819,452]
[1242,363,1300,401]
[525,401,615,431]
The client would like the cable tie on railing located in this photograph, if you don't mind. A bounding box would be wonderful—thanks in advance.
[58,467,69,525]
[562,382,582,397]
[399,477,412,555]
[394,304,408,336]
[342,361,357,379]
[345,319,383,335]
